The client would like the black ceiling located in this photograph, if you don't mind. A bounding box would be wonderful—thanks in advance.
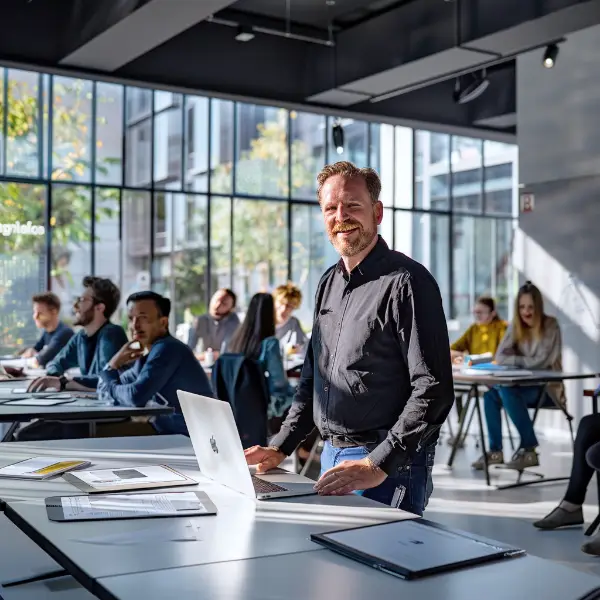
[1,0,599,137]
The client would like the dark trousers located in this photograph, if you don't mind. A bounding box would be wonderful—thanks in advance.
[564,414,600,505]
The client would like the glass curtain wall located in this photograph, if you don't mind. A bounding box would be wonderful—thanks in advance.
[0,65,518,352]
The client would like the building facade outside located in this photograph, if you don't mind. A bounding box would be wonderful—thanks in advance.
[0,66,518,353]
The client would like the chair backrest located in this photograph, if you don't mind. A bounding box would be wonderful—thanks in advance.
[211,353,269,448]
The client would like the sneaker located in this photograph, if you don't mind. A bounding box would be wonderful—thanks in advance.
[505,448,539,470]
[533,506,584,530]
[471,451,504,470]
[582,534,600,556]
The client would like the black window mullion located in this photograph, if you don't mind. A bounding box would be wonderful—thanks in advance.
[206,98,212,303]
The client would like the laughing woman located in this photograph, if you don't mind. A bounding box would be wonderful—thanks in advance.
[472,282,564,472]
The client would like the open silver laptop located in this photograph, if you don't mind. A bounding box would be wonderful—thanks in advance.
[177,391,317,500]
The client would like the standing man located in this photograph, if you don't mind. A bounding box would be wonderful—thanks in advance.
[188,288,240,353]
[245,161,453,516]
[27,276,127,393]
[20,292,74,367]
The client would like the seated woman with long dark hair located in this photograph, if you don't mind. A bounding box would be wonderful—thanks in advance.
[227,293,295,420]
[472,281,564,472]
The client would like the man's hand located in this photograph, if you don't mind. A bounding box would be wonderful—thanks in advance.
[244,445,286,474]
[314,458,387,496]
[109,341,144,371]
[27,376,61,393]
[21,348,35,359]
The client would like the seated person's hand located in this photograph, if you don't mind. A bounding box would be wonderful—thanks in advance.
[109,341,145,371]
[244,445,286,473]
[452,355,465,365]
[21,348,35,359]
[4,366,25,378]
[27,376,61,392]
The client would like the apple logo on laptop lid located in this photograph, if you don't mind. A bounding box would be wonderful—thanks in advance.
[210,435,219,454]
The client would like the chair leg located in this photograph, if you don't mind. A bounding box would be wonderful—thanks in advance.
[585,513,600,537]
[504,410,515,451]
[460,401,477,446]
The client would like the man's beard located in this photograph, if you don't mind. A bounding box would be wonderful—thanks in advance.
[327,218,377,257]
[74,307,94,327]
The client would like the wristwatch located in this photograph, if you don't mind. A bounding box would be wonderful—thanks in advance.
[58,375,69,391]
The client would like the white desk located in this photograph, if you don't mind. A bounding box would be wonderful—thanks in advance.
[1,576,95,600]
[0,437,413,581]
[2,436,599,600]
[96,549,600,600]
[0,382,174,441]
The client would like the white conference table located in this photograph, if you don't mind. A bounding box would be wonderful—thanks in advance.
[0,380,174,441]
[97,548,600,600]
[1,436,599,600]
[450,369,599,487]
[0,436,413,583]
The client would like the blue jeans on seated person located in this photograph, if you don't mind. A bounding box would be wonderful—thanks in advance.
[484,385,552,452]
[319,441,435,516]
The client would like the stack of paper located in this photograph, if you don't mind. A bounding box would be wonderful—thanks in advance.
[0,457,91,480]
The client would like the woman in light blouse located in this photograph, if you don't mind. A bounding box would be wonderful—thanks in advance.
[472,282,564,472]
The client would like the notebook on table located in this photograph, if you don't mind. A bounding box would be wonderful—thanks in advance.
[311,519,525,580]
[64,464,197,493]
[45,490,217,522]
[0,457,91,480]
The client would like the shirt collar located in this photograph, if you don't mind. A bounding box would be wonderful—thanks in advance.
[336,235,390,280]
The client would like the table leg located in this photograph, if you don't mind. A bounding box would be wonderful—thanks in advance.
[473,385,491,486]
[447,389,474,468]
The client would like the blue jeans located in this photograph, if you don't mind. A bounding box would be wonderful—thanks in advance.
[320,441,435,516]
[483,385,551,452]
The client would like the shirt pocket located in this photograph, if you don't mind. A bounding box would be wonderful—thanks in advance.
[343,369,369,397]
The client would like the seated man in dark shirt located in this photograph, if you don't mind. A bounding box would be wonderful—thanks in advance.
[27,276,127,393]
[20,292,74,367]
[97,291,213,437]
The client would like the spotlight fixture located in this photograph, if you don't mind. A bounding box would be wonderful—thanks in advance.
[453,70,489,105]
[235,25,255,42]
[542,44,559,68]
[332,122,344,155]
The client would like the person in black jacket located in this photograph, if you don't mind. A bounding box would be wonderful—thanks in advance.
[245,161,454,516]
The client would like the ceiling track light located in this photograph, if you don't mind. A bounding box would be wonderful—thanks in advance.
[453,69,489,105]
[332,122,344,155]
[542,43,559,68]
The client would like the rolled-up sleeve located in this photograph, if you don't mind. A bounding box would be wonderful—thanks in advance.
[368,273,454,475]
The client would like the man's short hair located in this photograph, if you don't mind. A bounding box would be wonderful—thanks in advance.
[127,291,171,318]
[82,276,121,319]
[32,292,61,312]
[316,161,381,204]
[273,283,302,310]
[221,288,237,308]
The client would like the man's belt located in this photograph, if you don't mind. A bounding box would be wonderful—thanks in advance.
[326,432,384,448]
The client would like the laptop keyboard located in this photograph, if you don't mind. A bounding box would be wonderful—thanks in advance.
[251,475,289,495]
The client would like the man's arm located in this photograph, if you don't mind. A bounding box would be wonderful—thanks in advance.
[45,334,79,377]
[99,346,178,407]
[72,326,127,389]
[368,272,455,476]
[36,329,74,367]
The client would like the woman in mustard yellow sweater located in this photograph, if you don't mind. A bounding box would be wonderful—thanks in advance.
[451,296,507,363]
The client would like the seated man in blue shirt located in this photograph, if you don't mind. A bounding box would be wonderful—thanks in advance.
[97,291,213,437]
[27,276,127,393]
[20,292,74,367]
